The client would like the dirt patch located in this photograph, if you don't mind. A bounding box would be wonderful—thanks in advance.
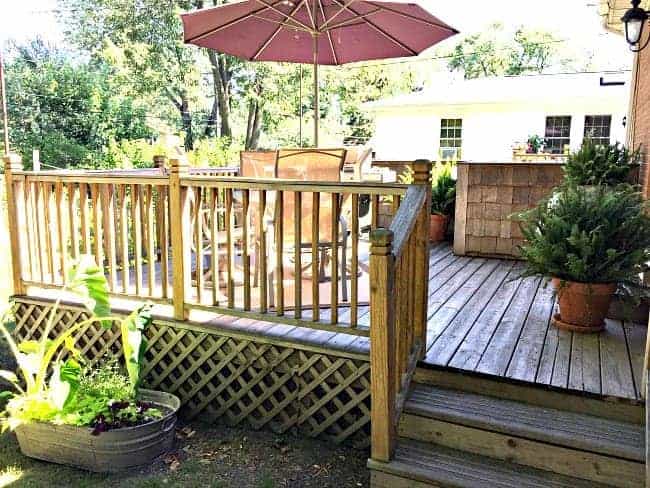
[0,420,370,488]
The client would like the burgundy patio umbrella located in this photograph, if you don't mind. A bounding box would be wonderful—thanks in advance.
[181,0,458,146]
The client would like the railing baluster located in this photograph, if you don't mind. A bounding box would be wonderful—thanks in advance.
[225,187,234,308]
[44,182,55,282]
[371,194,380,229]
[330,192,339,325]
[258,189,268,313]
[158,185,169,299]
[242,189,251,311]
[275,190,284,316]
[90,184,102,277]
[101,183,118,291]
[67,183,79,261]
[294,191,302,320]
[131,184,143,296]
[209,187,219,306]
[79,182,90,254]
[54,181,66,284]
[195,186,204,304]
[34,181,44,282]
[351,193,359,328]
[24,179,35,281]
[311,192,320,322]
[117,185,129,294]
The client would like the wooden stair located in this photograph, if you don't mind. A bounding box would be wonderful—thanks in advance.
[368,382,645,487]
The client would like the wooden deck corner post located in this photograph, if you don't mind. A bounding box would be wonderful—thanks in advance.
[370,227,397,462]
[412,159,432,357]
[3,153,26,295]
[169,155,190,320]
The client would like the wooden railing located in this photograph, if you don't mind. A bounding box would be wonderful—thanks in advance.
[3,154,431,339]
[369,160,431,462]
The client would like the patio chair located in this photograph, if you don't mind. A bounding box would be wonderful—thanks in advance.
[269,148,350,302]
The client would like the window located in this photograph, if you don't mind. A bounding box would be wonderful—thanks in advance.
[583,115,612,146]
[544,116,571,154]
[440,118,462,160]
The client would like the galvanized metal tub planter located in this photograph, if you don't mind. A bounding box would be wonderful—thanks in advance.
[14,389,180,472]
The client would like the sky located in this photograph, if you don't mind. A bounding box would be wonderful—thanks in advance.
[0,0,633,70]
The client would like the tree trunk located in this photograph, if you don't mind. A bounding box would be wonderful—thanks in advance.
[204,99,218,137]
[180,95,194,150]
[208,50,232,139]
[245,99,262,150]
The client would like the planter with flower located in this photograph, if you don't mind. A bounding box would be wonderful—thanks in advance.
[429,167,456,242]
[0,257,180,472]
[517,185,650,332]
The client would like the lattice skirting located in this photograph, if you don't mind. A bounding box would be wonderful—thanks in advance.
[11,297,371,447]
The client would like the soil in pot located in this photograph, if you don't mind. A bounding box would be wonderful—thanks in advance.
[551,278,616,332]
[429,214,449,242]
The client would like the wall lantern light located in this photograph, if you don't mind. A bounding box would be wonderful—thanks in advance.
[622,0,650,51]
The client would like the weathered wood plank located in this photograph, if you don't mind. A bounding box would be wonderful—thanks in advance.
[475,275,541,377]
[600,319,637,399]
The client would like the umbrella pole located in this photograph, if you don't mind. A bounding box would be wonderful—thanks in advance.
[313,34,319,147]
[0,49,9,156]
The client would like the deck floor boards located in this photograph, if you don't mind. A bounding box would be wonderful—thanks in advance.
[422,244,645,402]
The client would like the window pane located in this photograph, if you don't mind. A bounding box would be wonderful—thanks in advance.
[545,116,571,154]
[584,115,611,146]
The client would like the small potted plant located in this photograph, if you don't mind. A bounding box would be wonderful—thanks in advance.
[430,167,456,242]
[0,256,180,472]
[517,185,650,332]
[563,140,641,187]
[526,135,545,154]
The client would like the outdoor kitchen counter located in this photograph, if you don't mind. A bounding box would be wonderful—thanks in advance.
[453,161,564,259]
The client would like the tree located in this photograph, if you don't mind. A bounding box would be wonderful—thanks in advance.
[447,24,569,79]
[59,0,203,149]
[5,40,152,168]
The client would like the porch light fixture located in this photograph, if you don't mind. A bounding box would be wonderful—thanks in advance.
[622,0,650,51]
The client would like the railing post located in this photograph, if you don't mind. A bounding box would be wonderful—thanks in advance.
[370,228,396,462]
[412,159,432,357]
[169,155,190,320]
[3,153,26,295]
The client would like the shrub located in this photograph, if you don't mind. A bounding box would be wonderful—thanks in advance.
[517,185,650,284]
[430,166,456,216]
[563,140,641,187]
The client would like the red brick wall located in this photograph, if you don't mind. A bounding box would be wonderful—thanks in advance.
[633,29,650,198]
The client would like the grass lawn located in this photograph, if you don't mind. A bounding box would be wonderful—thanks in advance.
[0,419,370,488]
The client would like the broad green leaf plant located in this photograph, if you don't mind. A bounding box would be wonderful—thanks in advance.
[0,255,152,431]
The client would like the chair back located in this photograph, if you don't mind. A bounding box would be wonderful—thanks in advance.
[276,148,347,247]
[240,150,278,178]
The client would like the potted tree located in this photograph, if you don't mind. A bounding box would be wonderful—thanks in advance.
[563,140,641,187]
[517,186,650,332]
[430,167,456,242]
[0,256,180,472]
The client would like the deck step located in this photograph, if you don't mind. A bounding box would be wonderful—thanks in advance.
[368,440,609,488]
[413,366,644,424]
[398,383,644,487]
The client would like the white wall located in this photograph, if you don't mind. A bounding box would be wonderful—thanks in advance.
[371,100,628,162]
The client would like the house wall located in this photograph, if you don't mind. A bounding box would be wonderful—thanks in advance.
[632,29,650,197]
[371,100,627,162]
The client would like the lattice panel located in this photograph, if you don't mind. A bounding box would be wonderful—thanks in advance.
[12,299,370,446]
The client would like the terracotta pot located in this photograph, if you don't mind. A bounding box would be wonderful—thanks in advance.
[551,278,616,333]
[429,214,449,242]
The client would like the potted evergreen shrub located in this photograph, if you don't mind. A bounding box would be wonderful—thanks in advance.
[517,186,650,332]
[0,257,180,472]
[430,167,456,242]
[563,140,641,187]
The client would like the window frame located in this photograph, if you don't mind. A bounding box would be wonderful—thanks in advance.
[544,116,572,154]
[439,118,463,160]
[583,115,612,146]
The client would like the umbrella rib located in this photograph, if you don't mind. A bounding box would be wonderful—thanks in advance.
[251,15,314,33]
[304,0,316,29]
[185,0,289,42]
[316,0,339,64]
[325,9,381,30]
[319,0,357,30]
[254,0,314,31]
[366,3,459,33]
[252,0,307,60]
[329,0,417,55]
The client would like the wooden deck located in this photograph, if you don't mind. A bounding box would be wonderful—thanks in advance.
[421,242,646,402]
